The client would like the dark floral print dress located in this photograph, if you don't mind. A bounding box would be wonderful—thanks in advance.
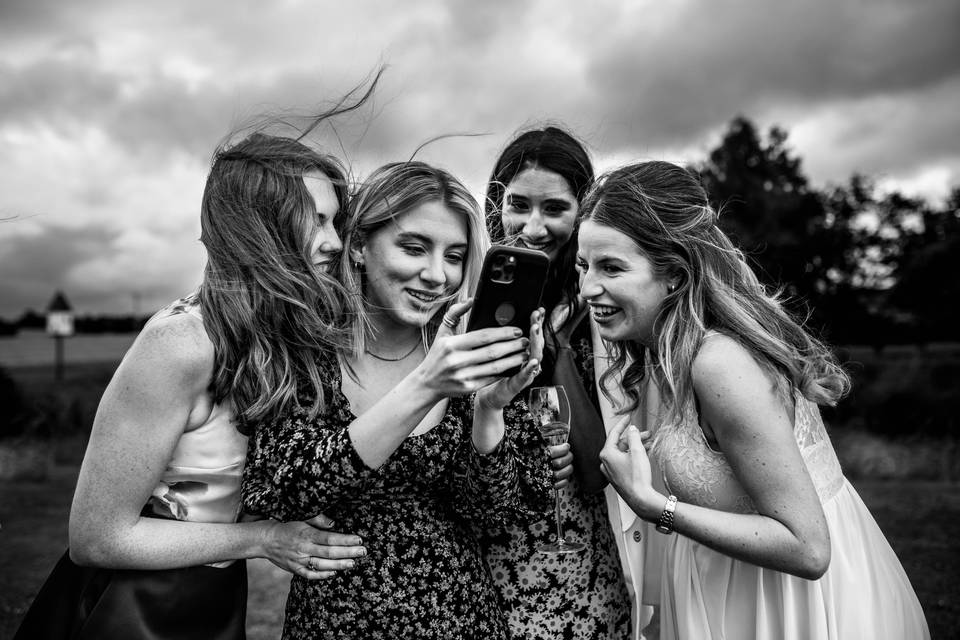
[242,352,552,640]
[480,318,632,640]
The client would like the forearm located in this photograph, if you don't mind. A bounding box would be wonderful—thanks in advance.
[470,397,506,454]
[626,489,829,579]
[70,516,270,570]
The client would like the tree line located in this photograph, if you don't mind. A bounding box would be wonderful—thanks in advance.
[695,116,959,346]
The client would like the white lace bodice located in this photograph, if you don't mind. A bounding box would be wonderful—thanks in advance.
[650,389,845,514]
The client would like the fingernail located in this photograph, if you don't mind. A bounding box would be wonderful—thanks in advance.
[514,328,523,337]
[521,338,530,347]
[345,559,356,568]
[355,548,366,557]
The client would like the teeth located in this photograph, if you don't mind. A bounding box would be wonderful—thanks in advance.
[590,305,619,319]
[408,290,440,302]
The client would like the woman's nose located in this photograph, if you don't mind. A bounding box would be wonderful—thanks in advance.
[420,254,446,285]
[522,212,548,240]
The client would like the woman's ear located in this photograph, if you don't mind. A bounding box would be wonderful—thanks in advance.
[349,245,364,268]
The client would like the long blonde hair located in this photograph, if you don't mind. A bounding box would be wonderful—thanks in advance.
[337,161,489,357]
[581,161,850,422]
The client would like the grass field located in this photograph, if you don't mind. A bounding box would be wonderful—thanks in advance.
[2,462,957,639]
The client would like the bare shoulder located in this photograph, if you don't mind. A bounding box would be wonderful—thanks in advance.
[123,312,215,389]
[691,332,780,416]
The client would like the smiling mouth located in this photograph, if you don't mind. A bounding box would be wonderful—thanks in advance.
[519,239,552,252]
[407,289,442,305]
[589,304,620,322]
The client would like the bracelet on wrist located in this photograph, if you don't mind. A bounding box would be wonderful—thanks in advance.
[656,494,678,535]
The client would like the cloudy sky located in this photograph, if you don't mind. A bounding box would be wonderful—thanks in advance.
[1,0,958,318]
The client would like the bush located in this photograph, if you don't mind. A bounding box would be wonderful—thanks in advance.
[0,366,35,439]
[828,343,960,439]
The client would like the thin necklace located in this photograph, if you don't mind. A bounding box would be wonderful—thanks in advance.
[365,337,423,362]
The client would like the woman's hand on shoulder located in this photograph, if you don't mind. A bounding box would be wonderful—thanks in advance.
[258,514,367,580]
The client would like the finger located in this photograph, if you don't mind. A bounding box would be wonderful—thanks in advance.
[547,443,570,460]
[456,337,529,367]
[624,424,644,451]
[460,353,529,382]
[307,556,359,571]
[300,568,338,581]
[550,451,574,469]
[454,325,525,349]
[306,544,367,560]
[553,463,574,481]
[304,513,335,529]
[435,299,474,339]
[553,478,570,489]
[528,308,545,361]
[600,461,610,479]
[604,415,631,447]
[311,530,364,547]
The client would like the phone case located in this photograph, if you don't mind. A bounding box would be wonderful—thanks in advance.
[466,245,550,349]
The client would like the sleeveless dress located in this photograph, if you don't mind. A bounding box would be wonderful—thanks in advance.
[14,293,250,640]
[480,317,632,639]
[648,378,931,639]
[242,350,553,640]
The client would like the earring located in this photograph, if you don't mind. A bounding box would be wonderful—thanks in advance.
[353,260,364,270]
[667,283,677,293]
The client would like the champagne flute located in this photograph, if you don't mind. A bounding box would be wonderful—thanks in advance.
[528,385,585,554]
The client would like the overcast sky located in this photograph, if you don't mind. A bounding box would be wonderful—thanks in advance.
[1,0,958,318]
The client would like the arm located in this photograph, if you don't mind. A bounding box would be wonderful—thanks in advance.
[600,335,831,580]
[451,309,552,528]
[69,314,363,578]
[243,302,537,519]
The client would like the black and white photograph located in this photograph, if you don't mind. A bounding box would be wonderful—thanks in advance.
[1,1,957,638]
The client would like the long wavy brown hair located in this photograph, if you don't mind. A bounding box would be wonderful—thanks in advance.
[197,76,379,432]
[581,160,850,422]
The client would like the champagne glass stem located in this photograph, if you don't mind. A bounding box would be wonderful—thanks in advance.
[553,489,563,544]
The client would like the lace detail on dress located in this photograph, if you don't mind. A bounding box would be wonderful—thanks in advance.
[651,390,846,513]
[651,401,757,514]
[793,394,845,503]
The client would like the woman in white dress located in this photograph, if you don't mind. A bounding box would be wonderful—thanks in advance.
[578,160,930,639]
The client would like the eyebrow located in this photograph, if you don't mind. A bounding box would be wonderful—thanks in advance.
[396,231,468,249]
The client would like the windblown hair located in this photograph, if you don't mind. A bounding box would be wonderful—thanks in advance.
[484,126,594,316]
[198,128,357,434]
[582,160,850,422]
[338,161,489,357]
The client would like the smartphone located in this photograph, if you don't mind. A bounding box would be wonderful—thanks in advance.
[466,245,550,375]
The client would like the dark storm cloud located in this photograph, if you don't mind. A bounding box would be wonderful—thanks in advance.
[583,0,960,153]
[0,223,120,316]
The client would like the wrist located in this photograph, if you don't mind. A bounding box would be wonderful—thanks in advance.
[626,487,667,523]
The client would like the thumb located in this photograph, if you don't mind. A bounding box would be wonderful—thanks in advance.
[434,298,473,339]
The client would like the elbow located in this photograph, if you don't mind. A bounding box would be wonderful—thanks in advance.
[795,537,831,580]
[68,521,114,568]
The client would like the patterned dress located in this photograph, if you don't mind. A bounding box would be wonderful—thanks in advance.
[480,318,632,639]
[242,351,552,640]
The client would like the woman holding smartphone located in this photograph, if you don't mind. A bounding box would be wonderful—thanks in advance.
[242,161,552,639]
[481,126,634,639]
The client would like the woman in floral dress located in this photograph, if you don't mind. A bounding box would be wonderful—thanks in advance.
[242,161,553,639]
[480,126,634,639]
